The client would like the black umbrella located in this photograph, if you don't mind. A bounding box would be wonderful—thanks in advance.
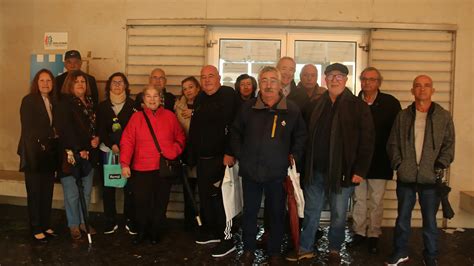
[435,169,455,219]
[71,155,93,244]
[181,164,202,226]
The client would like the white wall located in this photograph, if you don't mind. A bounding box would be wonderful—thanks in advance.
[1,0,473,227]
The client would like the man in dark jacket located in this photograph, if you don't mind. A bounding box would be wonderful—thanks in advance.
[287,63,375,263]
[54,50,99,107]
[232,66,307,264]
[134,68,176,112]
[188,65,239,258]
[349,67,401,254]
[385,75,455,266]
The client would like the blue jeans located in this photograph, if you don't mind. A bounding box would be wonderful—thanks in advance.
[393,183,440,260]
[300,171,354,252]
[242,177,285,256]
[61,168,94,228]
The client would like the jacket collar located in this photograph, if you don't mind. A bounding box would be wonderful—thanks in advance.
[253,92,287,111]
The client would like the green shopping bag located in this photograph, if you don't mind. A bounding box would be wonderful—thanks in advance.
[103,152,127,188]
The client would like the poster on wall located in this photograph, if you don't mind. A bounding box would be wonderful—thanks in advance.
[44,32,68,50]
[30,54,65,81]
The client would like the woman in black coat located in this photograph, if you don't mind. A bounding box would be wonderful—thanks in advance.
[55,70,99,240]
[97,72,136,235]
[18,68,58,243]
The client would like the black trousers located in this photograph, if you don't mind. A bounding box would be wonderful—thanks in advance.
[24,171,55,234]
[196,157,229,240]
[130,170,171,236]
[102,183,134,226]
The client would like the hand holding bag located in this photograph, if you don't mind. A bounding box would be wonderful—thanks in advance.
[142,111,183,183]
[222,162,243,222]
[103,152,127,188]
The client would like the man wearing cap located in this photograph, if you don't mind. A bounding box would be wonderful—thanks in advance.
[55,50,99,106]
[286,63,375,263]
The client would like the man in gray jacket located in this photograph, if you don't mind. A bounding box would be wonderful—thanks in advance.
[386,75,455,266]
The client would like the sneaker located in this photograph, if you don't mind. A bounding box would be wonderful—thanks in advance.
[70,226,82,240]
[368,237,379,254]
[211,239,236,258]
[125,224,137,235]
[423,257,438,266]
[239,250,255,265]
[195,232,220,245]
[347,233,366,248]
[285,249,316,262]
[104,224,118,235]
[79,223,97,235]
[385,254,409,265]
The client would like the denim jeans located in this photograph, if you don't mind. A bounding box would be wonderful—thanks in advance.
[242,177,285,255]
[300,171,354,252]
[61,168,94,228]
[393,183,440,260]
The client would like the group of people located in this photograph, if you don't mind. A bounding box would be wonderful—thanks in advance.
[18,49,454,266]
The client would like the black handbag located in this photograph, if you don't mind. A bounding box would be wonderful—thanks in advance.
[142,111,183,184]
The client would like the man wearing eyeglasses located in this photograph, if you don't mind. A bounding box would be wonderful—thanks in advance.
[149,68,176,111]
[348,67,401,254]
[287,63,375,264]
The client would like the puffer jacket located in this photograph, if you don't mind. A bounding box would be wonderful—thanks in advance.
[387,102,455,184]
[120,107,186,171]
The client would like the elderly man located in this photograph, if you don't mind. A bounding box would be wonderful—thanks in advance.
[55,50,99,106]
[286,63,375,264]
[349,67,401,254]
[135,68,176,111]
[188,65,239,258]
[296,64,327,118]
[232,66,307,265]
[276,56,297,97]
[385,75,455,266]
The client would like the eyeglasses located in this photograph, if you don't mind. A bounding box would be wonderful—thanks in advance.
[151,76,166,82]
[360,77,379,83]
[326,74,346,81]
[111,81,124,86]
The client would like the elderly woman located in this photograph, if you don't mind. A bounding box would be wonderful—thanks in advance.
[235,74,258,106]
[120,85,185,245]
[174,76,200,231]
[18,69,58,243]
[97,72,136,235]
[55,70,99,240]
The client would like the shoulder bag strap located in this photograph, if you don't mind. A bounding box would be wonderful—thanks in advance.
[142,110,163,155]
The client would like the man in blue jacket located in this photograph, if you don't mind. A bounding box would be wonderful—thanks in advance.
[231,66,307,265]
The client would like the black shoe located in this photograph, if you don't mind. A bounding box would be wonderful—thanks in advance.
[239,251,255,265]
[347,234,366,248]
[385,253,409,265]
[211,239,236,258]
[126,223,138,235]
[368,237,379,254]
[423,257,438,266]
[195,232,220,245]
[132,233,145,245]
[151,232,160,245]
[104,224,118,235]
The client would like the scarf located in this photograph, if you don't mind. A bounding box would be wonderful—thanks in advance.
[72,96,96,136]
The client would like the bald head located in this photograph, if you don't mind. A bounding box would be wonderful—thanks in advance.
[149,68,167,90]
[300,64,318,90]
[412,74,435,103]
[413,75,433,88]
[200,65,221,95]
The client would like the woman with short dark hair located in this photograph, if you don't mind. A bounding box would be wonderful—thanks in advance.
[18,68,58,243]
[97,72,136,235]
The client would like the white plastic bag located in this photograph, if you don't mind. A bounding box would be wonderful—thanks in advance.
[288,165,305,218]
[222,162,243,222]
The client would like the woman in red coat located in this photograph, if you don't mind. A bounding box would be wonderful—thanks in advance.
[120,85,185,245]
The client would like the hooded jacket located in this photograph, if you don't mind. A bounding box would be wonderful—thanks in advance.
[387,102,455,184]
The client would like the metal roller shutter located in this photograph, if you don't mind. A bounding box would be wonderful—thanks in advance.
[126,25,207,219]
[369,29,455,227]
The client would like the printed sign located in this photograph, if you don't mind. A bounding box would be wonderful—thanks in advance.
[44,32,68,50]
